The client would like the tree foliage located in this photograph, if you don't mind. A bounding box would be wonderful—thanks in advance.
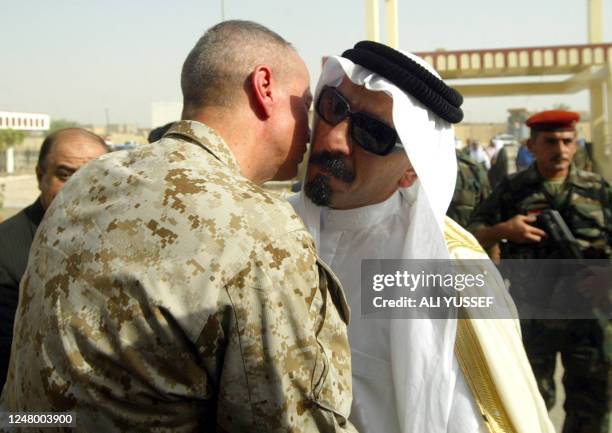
[49,118,80,133]
[0,129,26,152]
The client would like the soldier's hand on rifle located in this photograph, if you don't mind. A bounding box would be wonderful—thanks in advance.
[501,214,547,244]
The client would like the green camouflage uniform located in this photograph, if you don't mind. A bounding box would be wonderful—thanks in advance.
[469,163,612,433]
[0,121,356,433]
[447,152,491,228]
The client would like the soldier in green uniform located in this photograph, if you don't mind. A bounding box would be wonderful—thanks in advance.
[469,110,612,433]
[447,151,491,228]
[1,21,356,432]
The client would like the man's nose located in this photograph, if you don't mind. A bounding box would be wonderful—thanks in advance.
[322,119,352,155]
[553,139,567,151]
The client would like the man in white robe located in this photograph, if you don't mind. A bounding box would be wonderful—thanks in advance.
[290,41,554,433]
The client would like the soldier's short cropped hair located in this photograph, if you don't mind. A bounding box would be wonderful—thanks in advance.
[181,20,295,113]
[38,128,109,169]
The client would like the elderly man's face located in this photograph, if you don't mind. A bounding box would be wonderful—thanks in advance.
[304,76,414,209]
[37,131,108,210]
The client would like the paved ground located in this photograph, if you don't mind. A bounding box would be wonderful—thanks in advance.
[0,174,39,222]
[0,173,599,433]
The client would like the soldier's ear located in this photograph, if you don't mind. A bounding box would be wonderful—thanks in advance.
[398,166,417,188]
[35,164,44,186]
[249,65,274,119]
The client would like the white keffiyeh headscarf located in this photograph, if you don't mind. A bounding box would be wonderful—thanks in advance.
[291,52,462,433]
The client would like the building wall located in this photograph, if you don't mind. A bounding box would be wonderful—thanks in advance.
[0,111,50,131]
[454,121,591,145]
[454,123,507,144]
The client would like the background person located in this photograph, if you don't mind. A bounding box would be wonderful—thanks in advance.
[0,128,108,392]
[469,110,612,433]
[447,150,491,229]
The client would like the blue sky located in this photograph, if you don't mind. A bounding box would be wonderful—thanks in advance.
[1,0,611,126]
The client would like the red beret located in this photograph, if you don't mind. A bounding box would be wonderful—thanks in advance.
[526,110,580,132]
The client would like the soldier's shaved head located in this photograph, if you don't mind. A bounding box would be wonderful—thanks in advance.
[181,20,297,115]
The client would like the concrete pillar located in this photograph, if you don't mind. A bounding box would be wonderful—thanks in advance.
[602,60,612,181]
[588,0,603,43]
[587,0,610,180]
[6,147,14,174]
[365,0,380,42]
[385,0,398,49]
[589,73,612,180]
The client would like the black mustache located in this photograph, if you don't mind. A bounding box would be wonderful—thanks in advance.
[309,152,356,182]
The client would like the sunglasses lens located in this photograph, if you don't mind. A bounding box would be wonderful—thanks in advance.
[318,87,348,125]
[316,86,400,156]
[352,113,397,155]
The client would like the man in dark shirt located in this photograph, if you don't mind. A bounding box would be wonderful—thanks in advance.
[0,128,108,390]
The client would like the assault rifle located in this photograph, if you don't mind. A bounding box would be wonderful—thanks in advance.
[535,209,583,260]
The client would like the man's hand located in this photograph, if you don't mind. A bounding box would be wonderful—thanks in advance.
[499,214,547,244]
[473,214,547,248]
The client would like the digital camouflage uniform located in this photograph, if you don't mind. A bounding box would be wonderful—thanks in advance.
[469,163,612,433]
[447,152,491,228]
[0,121,356,433]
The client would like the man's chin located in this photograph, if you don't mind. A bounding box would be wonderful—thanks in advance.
[304,174,333,207]
[551,161,569,170]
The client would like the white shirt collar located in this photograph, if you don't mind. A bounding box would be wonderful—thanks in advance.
[321,190,402,232]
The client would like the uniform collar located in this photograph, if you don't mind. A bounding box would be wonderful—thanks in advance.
[164,120,241,175]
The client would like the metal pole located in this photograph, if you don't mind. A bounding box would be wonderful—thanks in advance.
[105,108,110,135]
[221,0,225,21]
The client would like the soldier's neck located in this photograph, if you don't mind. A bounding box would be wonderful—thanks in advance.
[185,108,269,184]
[537,165,568,181]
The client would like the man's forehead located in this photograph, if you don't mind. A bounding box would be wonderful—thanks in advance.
[337,76,393,120]
[49,132,107,161]
[537,130,576,139]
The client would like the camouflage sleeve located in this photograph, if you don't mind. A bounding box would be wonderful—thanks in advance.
[476,164,492,200]
[217,229,355,433]
[467,181,507,233]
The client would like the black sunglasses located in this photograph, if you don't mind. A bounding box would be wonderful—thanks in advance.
[315,85,402,156]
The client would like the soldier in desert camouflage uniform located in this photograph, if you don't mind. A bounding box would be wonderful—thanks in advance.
[470,110,612,433]
[1,21,356,433]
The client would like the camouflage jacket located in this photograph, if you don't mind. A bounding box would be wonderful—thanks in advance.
[1,121,356,433]
[447,152,491,228]
[469,163,612,259]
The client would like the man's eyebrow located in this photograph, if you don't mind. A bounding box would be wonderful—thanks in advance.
[55,164,78,173]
